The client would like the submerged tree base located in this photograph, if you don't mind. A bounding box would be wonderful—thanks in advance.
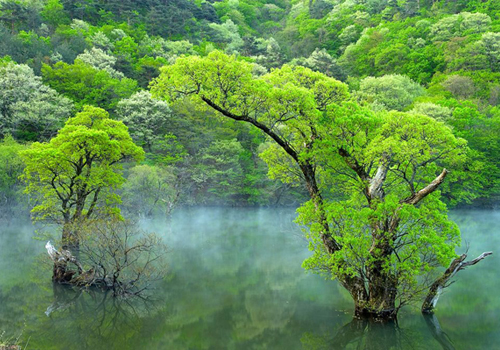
[47,241,99,287]
[45,219,167,297]
[354,307,397,322]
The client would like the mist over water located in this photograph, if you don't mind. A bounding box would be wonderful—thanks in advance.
[0,208,498,349]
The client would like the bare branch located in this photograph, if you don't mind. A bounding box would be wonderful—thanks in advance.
[422,251,492,313]
[403,168,448,205]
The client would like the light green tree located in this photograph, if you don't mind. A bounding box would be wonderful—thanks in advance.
[151,51,489,320]
[209,19,244,54]
[410,102,452,121]
[20,105,144,247]
[41,60,138,111]
[291,48,346,81]
[139,35,195,63]
[89,31,114,52]
[339,24,360,48]
[255,37,286,69]
[40,0,69,28]
[0,134,26,210]
[478,32,500,71]
[430,12,491,41]
[76,47,124,79]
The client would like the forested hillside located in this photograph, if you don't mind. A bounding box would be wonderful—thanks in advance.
[1,0,499,219]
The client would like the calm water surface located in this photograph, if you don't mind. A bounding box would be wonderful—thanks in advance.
[0,208,498,350]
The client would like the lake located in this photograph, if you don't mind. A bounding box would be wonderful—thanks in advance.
[0,208,498,350]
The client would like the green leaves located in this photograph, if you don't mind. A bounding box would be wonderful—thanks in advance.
[0,134,26,207]
[153,49,475,309]
[42,60,138,111]
[151,50,351,171]
[20,105,144,225]
[369,112,467,167]
[116,90,172,152]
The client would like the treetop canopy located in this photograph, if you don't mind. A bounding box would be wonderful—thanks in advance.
[20,105,144,223]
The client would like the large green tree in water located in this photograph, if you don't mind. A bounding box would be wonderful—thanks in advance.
[21,105,144,248]
[151,51,491,320]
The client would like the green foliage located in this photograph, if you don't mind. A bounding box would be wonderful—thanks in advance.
[410,102,452,120]
[299,194,460,287]
[76,47,124,79]
[41,0,69,28]
[301,108,467,305]
[291,48,346,81]
[152,51,350,180]
[20,105,144,226]
[209,19,244,54]
[429,12,491,42]
[194,139,245,204]
[115,90,172,152]
[42,60,137,111]
[122,164,178,217]
[0,134,26,208]
[0,0,497,212]
[152,51,471,309]
[0,0,497,321]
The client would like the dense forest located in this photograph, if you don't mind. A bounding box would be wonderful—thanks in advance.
[1,0,499,219]
[0,0,499,338]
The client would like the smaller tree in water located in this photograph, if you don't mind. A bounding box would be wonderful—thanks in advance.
[151,51,491,320]
[21,105,144,249]
[20,106,168,292]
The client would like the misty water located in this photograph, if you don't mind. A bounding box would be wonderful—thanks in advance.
[0,208,499,350]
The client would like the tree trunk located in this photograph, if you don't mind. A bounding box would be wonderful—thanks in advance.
[62,219,80,252]
[352,279,398,321]
[361,276,398,320]
[46,241,82,283]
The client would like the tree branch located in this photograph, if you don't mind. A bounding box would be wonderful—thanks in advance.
[402,168,448,205]
[422,251,492,313]
[368,155,390,200]
[338,147,369,182]
[201,96,300,163]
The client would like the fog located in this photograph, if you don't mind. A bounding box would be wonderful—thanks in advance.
[0,208,499,349]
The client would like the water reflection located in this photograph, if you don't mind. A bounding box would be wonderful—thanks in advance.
[45,283,83,316]
[423,314,455,350]
[40,284,166,350]
[301,314,458,350]
[0,208,498,349]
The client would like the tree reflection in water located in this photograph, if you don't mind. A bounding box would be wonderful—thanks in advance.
[302,314,456,350]
[423,314,455,350]
[43,283,164,349]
